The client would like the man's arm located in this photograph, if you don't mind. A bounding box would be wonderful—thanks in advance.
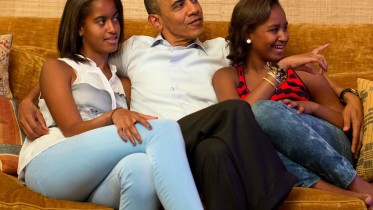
[18,84,48,140]
[326,76,363,159]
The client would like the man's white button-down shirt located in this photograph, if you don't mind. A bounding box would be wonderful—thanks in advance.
[111,34,230,120]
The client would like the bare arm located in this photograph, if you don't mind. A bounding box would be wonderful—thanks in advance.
[214,45,329,105]
[41,59,155,145]
[212,67,281,104]
[212,67,240,102]
[294,72,345,128]
[325,76,363,158]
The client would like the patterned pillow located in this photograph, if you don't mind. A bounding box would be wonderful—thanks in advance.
[0,34,12,99]
[356,78,373,181]
[0,96,24,175]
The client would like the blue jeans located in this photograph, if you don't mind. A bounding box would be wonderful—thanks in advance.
[87,153,159,209]
[251,100,356,188]
[25,119,203,210]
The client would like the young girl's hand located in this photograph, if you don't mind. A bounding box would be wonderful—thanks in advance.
[279,99,319,115]
[278,44,329,74]
[111,108,158,146]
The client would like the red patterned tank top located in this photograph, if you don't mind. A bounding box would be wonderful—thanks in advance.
[235,64,311,101]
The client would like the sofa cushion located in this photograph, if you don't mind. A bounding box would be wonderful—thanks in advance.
[356,78,373,181]
[0,171,112,209]
[8,46,57,102]
[280,187,365,210]
[0,34,12,99]
[0,96,24,175]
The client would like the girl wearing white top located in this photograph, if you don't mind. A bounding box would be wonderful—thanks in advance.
[17,0,203,209]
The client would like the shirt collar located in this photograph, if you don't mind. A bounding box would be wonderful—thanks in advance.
[76,54,117,75]
[150,34,207,53]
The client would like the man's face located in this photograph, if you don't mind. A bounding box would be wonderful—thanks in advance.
[156,0,204,46]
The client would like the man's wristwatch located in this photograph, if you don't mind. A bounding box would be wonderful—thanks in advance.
[339,88,359,105]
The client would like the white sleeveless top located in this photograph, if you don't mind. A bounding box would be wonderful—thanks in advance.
[17,57,127,181]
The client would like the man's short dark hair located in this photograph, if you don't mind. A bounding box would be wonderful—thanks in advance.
[144,0,160,14]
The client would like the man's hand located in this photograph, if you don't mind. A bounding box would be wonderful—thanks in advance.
[18,99,48,140]
[342,93,364,159]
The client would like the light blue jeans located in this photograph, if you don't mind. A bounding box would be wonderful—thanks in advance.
[87,153,159,209]
[25,119,203,210]
[251,100,356,189]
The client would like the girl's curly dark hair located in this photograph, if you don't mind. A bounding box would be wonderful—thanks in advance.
[226,0,281,66]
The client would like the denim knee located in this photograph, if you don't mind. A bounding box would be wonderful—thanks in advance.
[117,154,156,199]
[277,152,320,188]
[149,119,181,133]
[251,100,356,189]
[251,100,283,122]
[88,154,159,210]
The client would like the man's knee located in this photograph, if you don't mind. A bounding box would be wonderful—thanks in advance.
[193,139,232,184]
[194,139,231,169]
[219,99,250,111]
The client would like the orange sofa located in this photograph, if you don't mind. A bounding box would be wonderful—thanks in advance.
[0,17,373,210]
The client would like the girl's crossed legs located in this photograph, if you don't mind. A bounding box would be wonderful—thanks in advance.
[25,119,203,210]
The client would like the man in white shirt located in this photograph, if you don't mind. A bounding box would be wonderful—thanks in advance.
[110,33,297,209]
[111,35,228,120]
[109,0,298,209]
[109,0,364,208]
[19,0,363,209]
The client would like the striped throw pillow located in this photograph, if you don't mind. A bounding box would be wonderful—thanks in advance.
[356,78,373,181]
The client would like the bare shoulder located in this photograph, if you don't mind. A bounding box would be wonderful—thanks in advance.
[213,66,239,87]
[40,59,76,89]
[41,58,73,76]
[214,66,237,80]
[42,58,69,70]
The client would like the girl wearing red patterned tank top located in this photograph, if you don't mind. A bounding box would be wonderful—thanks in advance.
[212,0,373,208]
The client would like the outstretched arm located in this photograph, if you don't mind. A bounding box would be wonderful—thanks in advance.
[214,45,329,105]
[325,76,363,158]
[281,45,363,158]
[18,84,48,140]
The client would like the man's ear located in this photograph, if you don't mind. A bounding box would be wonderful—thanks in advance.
[148,14,163,31]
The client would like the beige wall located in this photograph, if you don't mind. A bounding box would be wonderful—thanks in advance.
[1,0,373,24]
